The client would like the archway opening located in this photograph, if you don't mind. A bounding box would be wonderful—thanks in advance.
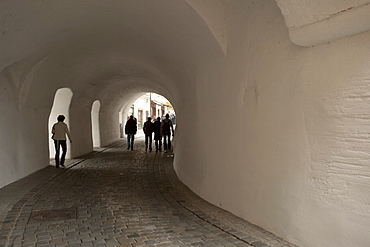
[120,92,176,130]
[118,92,177,146]
[91,100,101,148]
[48,88,73,159]
[119,92,177,152]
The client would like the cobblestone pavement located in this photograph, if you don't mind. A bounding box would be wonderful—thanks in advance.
[0,137,299,247]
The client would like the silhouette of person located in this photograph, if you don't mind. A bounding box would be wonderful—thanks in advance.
[161,113,174,153]
[125,115,137,151]
[143,117,154,152]
[153,117,162,153]
[51,115,72,168]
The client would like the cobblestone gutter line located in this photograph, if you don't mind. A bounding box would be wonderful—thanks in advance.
[153,154,299,247]
[0,143,120,247]
[0,139,299,247]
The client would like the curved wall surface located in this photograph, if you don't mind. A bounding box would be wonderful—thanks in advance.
[276,0,370,46]
[1,1,370,247]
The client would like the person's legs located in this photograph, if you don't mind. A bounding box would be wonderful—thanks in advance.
[159,139,162,151]
[168,135,171,151]
[127,134,131,150]
[60,141,67,167]
[130,134,135,150]
[145,135,149,151]
[148,135,152,152]
[163,135,167,151]
[54,140,60,168]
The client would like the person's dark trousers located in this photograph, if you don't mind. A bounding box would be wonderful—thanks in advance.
[145,134,152,151]
[127,134,135,150]
[54,140,67,168]
[163,134,171,151]
[155,139,162,152]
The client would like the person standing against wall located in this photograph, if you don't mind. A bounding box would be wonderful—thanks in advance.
[52,115,72,168]
[153,117,162,153]
[161,113,174,153]
[125,115,137,151]
[143,117,154,152]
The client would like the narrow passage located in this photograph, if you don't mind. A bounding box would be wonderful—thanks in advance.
[0,138,297,247]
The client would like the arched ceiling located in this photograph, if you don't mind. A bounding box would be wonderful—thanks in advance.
[0,0,222,70]
[0,0,225,111]
[2,0,370,111]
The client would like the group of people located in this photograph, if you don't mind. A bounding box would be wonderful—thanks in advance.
[50,113,175,169]
[125,113,175,153]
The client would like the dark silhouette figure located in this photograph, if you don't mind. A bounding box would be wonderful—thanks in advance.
[161,114,174,153]
[125,115,137,151]
[153,117,162,153]
[52,115,72,168]
[143,117,154,152]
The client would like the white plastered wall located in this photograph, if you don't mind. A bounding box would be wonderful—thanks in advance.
[174,1,370,247]
[0,70,20,188]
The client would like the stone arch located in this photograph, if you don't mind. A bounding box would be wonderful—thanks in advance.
[91,100,101,148]
[48,88,73,159]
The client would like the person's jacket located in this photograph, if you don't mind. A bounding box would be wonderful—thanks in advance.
[52,122,72,141]
[153,120,162,138]
[161,118,173,135]
[143,121,153,135]
[125,119,137,134]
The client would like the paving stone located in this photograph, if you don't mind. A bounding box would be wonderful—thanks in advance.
[66,238,82,245]
[252,241,270,247]
[0,139,299,247]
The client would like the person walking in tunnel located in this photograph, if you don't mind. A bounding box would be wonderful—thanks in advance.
[161,113,174,153]
[125,115,137,151]
[143,117,154,152]
[170,114,176,126]
[153,117,162,153]
[51,115,72,168]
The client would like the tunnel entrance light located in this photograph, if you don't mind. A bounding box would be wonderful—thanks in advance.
[119,92,176,135]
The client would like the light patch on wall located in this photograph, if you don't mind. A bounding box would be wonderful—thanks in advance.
[91,100,101,148]
[48,88,73,158]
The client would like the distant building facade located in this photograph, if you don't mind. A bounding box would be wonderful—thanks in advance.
[128,93,175,129]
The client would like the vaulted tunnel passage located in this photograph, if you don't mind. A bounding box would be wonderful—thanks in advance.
[2,1,370,246]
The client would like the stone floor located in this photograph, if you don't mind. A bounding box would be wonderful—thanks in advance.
[0,136,299,247]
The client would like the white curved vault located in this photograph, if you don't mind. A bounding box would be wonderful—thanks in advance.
[1,1,370,246]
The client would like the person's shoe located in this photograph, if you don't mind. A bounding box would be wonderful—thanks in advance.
[131,149,134,151]
[61,164,65,167]
[156,149,158,153]
[127,147,130,150]
[149,149,152,152]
